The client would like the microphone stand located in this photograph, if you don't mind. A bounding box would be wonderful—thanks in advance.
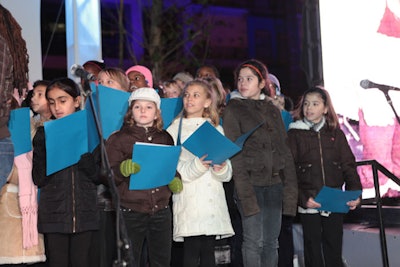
[378,88,400,125]
[81,79,135,267]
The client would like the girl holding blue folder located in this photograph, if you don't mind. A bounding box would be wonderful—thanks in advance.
[106,87,182,267]
[32,78,100,267]
[167,79,234,267]
[287,87,362,267]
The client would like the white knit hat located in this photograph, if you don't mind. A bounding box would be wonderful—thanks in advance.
[128,87,161,109]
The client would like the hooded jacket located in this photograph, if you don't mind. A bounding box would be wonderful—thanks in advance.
[106,124,174,214]
[287,119,362,209]
[222,92,298,217]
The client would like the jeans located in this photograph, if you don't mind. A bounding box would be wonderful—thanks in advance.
[122,207,172,267]
[0,137,14,188]
[237,183,283,267]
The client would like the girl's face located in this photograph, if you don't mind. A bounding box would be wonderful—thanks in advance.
[132,100,157,128]
[47,87,80,119]
[128,71,147,91]
[183,85,211,118]
[31,85,49,115]
[196,66,216,79]
[237,67,265,100]
[303,92,328,123]
[164,84,181,98]
[98,72,126,92]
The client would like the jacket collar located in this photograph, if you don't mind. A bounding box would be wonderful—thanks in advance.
[289,117,326,132]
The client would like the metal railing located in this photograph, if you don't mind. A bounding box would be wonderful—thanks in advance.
[356,160,400,267]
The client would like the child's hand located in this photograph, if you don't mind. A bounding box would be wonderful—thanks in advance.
[120,159,141,177]
[212,162,226,172]
[199,155,212,169]
[347,197,361,210]
[168,177,183,193]
[306,197,321,209]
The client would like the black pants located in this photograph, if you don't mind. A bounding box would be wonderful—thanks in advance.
[122,207,171,267]
[300,213,344,267]
[278,215,294,267]
[183,235,216,267]
[45,231,93,267]
[89,210,117,267]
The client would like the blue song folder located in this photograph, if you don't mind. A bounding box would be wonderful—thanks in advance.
[182,121,262,165]
[314,186,362,213]
[161,97,183,129]
[86,85,183,140]
[129,142,181,190]
[8,107,32,156]
[44,110,88,175]
[97,85,130,139]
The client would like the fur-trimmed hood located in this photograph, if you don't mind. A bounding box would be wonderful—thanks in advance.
[288,120,310,130]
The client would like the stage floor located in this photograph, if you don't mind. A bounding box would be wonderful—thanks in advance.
[293,223,400,267]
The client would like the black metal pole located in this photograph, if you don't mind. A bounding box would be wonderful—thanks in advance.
[372,161,389,267]
[82,79,135,267]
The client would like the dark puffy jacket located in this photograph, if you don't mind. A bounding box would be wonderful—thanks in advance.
[287,120,362,209]
[32,126,100,233]
[223,97,298,217]
[105,124,174,214]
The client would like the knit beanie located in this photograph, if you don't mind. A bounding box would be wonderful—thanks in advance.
[125,65,153,88]
[128,87,161,109]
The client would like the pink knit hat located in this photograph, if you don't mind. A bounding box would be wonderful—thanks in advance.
[125,65,153,88]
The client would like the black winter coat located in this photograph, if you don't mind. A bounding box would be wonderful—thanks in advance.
[32,126,100,234]
[287,120,362,209]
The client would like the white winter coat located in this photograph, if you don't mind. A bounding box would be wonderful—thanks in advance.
[167,117,235,242]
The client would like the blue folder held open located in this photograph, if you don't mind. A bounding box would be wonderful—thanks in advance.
[129,142,181,190]
[314,186,362,213]
[160,97,183,129]
[44,110,89,175]
[182,121,262,165]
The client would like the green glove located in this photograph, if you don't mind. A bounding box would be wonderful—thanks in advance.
[120,159,141,177]
[168,177,183,193]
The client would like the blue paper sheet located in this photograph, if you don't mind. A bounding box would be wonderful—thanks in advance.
[314,186,362,213]
[129,142,181,190]
[161,97,183,129]
[97,85,130,139]
[86,86,184,141]
[8,107,32,156]
[182,121,262,165]
[44,110,88,175]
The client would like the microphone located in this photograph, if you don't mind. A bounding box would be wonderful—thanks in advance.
[70,64,96,81]
[360,79,400,92]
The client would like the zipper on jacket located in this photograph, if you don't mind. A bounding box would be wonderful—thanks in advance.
[72,170,76,233]
[318,132,326,185]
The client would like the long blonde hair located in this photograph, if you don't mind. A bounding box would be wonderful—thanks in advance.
[182,79,219,126]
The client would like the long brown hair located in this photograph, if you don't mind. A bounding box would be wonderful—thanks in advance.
[293,86,339,130]
[0,4,29,94]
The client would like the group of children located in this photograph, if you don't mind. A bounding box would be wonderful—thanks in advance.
[2,58,362,267]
